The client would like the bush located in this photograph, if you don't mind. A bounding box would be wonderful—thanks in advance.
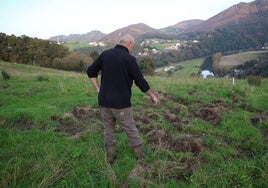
[1,70,11,80]
[36,75,49,81]
[247,76,262,86]
[138,56,156,75]
[52,52,93,72]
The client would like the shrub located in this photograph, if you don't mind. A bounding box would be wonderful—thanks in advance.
[36,75,49,81]
[1,70,11,80]
[139,56,156,75]
[247,76,262,86]
[52,52,93,72]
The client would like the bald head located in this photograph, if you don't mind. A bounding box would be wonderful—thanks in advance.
[119,34,135,44]
[118,34,136,53]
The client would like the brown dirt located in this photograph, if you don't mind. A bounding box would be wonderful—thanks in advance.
[189,100,227,126]
[250,116,268,126]
[129,157,200,184]
[16,117,35,130]
[0,84,9,89]
[138,125,202,155]
[232,98,253,111]
[167,136,203,155]
[250,115,268,140]
[51,105,101,136]
[164,110,189,131]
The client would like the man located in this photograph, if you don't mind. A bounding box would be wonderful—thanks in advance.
[87,34,160,163]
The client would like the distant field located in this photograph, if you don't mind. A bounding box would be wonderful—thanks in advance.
[219,50,268,66]
[64,43,90,51]
[156,58,204,78]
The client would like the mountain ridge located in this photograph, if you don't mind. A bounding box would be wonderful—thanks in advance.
[190,0,268,32]
[49,0,267,43]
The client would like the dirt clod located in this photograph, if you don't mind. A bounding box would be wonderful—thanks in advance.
[52,106,101,135]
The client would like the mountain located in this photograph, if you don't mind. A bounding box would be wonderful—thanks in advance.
[191,0,268,32]
[49,30,106,43]
[49,0,267,45]
[159,19,204,35]
[99,23,160,44]
[158,0,268,35]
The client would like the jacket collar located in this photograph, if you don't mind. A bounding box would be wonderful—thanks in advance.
[115,44,129,53]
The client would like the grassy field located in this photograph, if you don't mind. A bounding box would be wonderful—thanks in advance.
[156,58,204,78]
[64,43,91,51]
[0,61,267,187]
[219,50,268,66]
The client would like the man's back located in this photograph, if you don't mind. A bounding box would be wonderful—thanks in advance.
[87,44,150,109]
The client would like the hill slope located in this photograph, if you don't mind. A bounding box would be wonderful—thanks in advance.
[100,23,160,44]
[47,0,268,55]
[49,30,106,43]
[1,61,267,187]
[191,0,268,32]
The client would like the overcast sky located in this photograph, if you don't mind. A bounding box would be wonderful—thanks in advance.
[0,0,254,39]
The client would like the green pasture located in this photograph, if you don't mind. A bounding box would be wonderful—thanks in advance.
[0,61,267,187]
[156,58,204,78]
[64,43,90,51]
[236,51,267,62]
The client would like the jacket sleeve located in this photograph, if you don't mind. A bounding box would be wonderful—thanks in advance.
[130,56,150,92]
[87,56,102,78]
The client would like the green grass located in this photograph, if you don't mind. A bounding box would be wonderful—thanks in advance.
[173,58,204,77]
[156,58,204,78]
[64,43,90,51]
[145,39,179,51]
[238,51,266,62]
[1,61,267,187]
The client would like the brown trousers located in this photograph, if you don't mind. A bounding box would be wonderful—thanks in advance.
[101,107,142,148]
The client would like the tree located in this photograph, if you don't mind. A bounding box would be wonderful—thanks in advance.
[52,52,93,72]
[89,51,99,61]
[0,33,70,67]
[138,56,156,75]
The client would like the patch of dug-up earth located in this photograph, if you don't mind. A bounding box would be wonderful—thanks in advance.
[130,91,222,183]
[51,105,102,139]
[51,90,266,184]
[188,98,227,126]
[129,91,266,183]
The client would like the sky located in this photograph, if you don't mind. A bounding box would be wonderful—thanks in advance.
[0,0,254,39]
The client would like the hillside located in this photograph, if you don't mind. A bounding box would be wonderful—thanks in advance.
[219,50,268,66]
[100,23,160,44]
[1,61,268,187]
[49,0,268,43]
[45,0,268,68]
[159,19,204,35]
[191,0,268,32]
[49,30,106,43]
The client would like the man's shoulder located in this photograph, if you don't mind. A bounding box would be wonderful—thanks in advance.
[102,48,114,53]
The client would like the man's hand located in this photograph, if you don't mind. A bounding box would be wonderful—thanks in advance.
[151,95,160,105]
[90,77,100,93]
[146,90,160,105]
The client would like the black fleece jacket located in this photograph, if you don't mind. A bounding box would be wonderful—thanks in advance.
[87,44,150,109]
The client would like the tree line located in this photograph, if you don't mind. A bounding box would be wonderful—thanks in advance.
[0,33,93,72]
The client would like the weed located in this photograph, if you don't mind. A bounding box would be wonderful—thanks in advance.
[247,76,262,86]
[1,70,11,80]
[36,74,49,81]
